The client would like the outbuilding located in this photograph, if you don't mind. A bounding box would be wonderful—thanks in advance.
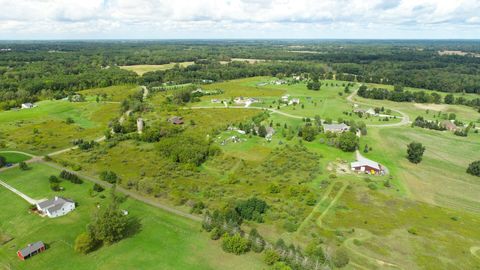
[17,241,45,260]
[351,159,383,175]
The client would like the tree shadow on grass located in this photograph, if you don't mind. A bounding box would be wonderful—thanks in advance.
[125,216,142,239]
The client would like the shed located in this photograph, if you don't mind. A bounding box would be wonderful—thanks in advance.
[17,241,45,260]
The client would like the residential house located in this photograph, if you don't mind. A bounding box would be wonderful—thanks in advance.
[351,158,383,175]
[323,123,350,133]
[17,241,45,260]
[21,103,34,109]
[36,197,75,218]
[289,98,300,105]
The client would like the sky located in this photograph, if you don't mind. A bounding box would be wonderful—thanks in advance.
[0,0,479,40]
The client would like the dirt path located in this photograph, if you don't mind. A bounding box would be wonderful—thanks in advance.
[48,136,106,157]
[296,181,337,233]
[346,89,410,127]
[141,85,149,101]
[316,182,348,227]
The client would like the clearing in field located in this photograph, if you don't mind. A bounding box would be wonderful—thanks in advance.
[78,85,142,102]
[120,62,195,75]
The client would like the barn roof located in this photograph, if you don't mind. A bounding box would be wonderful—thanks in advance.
[18,241,44,257]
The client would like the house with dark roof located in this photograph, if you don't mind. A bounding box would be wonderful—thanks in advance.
[323,123,350,133]
[36,197,75,218]
[17,241,45,260]
[168,116,184,125]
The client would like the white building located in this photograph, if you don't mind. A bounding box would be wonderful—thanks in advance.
[21,103,34,109]
[36,197,75,218]
[289,98,300,105]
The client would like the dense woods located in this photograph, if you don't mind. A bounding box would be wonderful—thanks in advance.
[1,40,480,110]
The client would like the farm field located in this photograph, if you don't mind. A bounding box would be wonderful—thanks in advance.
[0,100,119,155]
[78,85,142,102]
[0,163,264,270]
[120,62,195,75]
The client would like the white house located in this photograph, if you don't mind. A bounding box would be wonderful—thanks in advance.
[36,197,75,218]
[21,103,34,109]
[281,94,290,102]
[289,98,300,105]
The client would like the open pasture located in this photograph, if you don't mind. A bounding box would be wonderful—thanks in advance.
[120,62,195,75]
[78,85,141,102]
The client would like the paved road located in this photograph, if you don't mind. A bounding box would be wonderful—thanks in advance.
[347,89,411,127]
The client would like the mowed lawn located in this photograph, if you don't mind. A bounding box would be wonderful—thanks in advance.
[0,163,264,270]
[78,85,142,102]
[360,126,480,214]
[120,62,195,75]
[0,152,31,163]
[0,100,119,155]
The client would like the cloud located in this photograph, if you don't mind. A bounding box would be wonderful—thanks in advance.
[0,0,479,39]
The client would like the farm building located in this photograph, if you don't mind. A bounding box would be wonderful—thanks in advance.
[281,94,290,102]
[21,103,34,109]
[289,98,300,105]
[441,120,457,131]
[323,123,350,133]
[351,158,384,175]
[168,116,184,125]
[36,196,75,218]
[17,241,45,261]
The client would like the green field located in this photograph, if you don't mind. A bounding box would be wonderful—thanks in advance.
[0,100,119,155]
[0,152,31,163]
[120,62,195,75]
[78,85,141,102]
[0,163,263,270]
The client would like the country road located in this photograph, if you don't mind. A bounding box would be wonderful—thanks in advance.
[346,89,411,127]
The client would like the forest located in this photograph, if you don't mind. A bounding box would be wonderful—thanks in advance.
[1,40,480,110]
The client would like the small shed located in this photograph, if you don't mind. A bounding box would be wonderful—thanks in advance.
[17,241,45,260]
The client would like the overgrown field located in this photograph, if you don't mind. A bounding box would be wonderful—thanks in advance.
[0,163,263,270]
[0,100,119,155]
[78,85,142,102]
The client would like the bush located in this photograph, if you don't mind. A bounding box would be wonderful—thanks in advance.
[74,232,98,254]
[19,161,29,171]
[93,183,105,192]
[60,170,82,184]
[221,233,250,255]
[99,171,118,184]
[467,160,480,176]
[263,249,280,265]
[333,249,350,268]
[235,197,268,222]
[210,227,222,240]
[0,155,6,167]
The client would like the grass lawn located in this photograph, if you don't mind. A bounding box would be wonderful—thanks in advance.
[120,62,195,75]
[0,152,31,163]
[0,163,264,270]
[0,100,119,155]
[78,85,141,102]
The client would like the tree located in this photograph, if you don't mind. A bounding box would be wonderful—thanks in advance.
[407,142,425,164]
[221,233,250,255]
[19,161,29,171]
[257,125,267,138]
[99,171,118,184]
[337,132,359,152]
[0,155,6,168]
[263,249,280,265]
[444,94,454,104]
[467,161,480,176]
[89,200,129,244]
[74,232,98,254]
[300,125,316,142]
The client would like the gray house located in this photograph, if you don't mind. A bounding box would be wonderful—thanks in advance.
[323,123,350,133]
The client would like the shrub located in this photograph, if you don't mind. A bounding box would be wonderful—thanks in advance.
[235,197,268,222]
[0,155,6,167]
[333,249,350,268]
[93,184,104,192]
[18,162,29,171]
[60,170,82,184]
[99,171,118,184]
[221,233,250,255]
[210,227,222,240]
[467,160,480,176]
[263,249,280,265]
[337,132,359,152]
[74,232,98,254]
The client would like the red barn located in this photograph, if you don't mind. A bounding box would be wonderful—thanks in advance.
[17,241,45,261]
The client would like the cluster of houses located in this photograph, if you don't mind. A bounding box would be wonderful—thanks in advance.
[234,97,260,107]
[281,94,300,105]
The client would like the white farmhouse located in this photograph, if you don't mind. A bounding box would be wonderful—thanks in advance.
[21,103,34,109]
[36,196,75,218]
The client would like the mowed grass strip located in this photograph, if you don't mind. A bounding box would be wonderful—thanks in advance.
[0,163,263,270]
[0,152,31,163]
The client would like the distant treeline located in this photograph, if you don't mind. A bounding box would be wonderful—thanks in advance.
[357,85,480,110]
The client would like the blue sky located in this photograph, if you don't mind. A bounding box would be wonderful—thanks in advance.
[0,0,479,39]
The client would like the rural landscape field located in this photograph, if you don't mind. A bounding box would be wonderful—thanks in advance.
[1,1,480,269]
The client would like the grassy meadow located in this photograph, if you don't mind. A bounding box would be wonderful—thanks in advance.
[0,100,119,155]
[0,163,264,270]
[0,152,32,163]
[78,85,142,102]
[120,62,195,75]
